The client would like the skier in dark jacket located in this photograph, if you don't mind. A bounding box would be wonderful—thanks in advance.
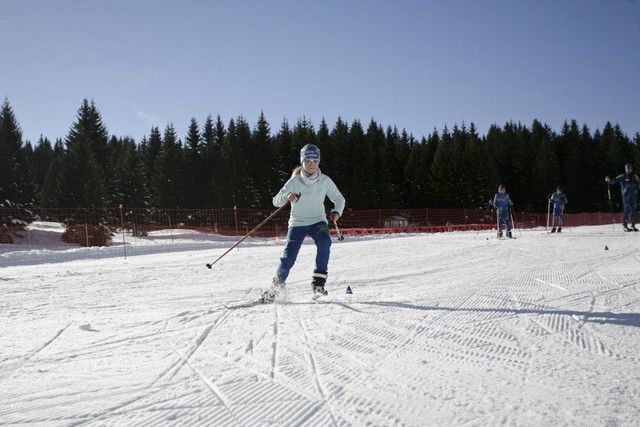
[492,184,513,238]
[605,163,639,232]
[549,186,568,233]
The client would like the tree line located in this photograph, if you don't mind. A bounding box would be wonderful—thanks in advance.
[1,97,639,215]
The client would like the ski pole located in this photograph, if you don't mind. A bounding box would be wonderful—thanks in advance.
[482,201,491,223]
[607,181,615,232]
[546,195,551,231]
[478,201,492,235]
[562,203,570,233]
[510,205,522,238]
[333,220,344,241]
[206,201,290,269]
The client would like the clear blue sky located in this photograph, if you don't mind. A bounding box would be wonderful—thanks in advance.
[2,0,639,144]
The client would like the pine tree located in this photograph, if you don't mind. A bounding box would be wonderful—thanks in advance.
[503,121,531,208]
[380,123,407,208]
[38,139,65,206]
[292,116,316,149]
[274,118,295,184]
[316,119,332,174]
[581,125,608,212]
[206,115,227,207]
[529,120,557,212]
[151,124,184,207]
[32,136,54,200]
[57,100,107,208]
[328,117,350,204]
[362,119,386,208]
[0,99,33,205]
[102,136,148,208]
[235,116,259,207]
[602,122,630,175]
[406,131,439,208]
[318,118,342,186]
[201,115,223,207]
[140,126,162,191]
[20,142,36,205]
[217,119,252,207]
[72,99,110,175]
[632,132,640,171]
[344,119,367,209]
[461,123,496,209]
[182,118,204,208]
[104,135,123,206]
[118,137,149,207]
[561,121,587,212]
[251,112,278,207]
[427,126,457,208]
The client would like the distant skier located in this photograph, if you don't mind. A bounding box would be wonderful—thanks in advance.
[492,184,513,238]
[261,144,346,303]
[605,163,639,232]
[549,186,568,233]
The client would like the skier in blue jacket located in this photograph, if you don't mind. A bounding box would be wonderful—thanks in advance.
[262,144,346,302]
[606,163,639,232]
[549,186,568,233]
[492,184,513,238]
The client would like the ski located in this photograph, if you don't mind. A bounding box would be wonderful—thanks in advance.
[312,290,329,300]
[225,290,330,309]
[225,299,268,310]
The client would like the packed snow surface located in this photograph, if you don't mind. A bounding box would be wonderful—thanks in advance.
[1,224,639,426]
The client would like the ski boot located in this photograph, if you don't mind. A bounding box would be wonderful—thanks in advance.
[623,225,631,232]
[497,230,503,239]
[557,227,562,233]
[507,230,513,239]
[550,227,556,233]
[311,269,328,298]
[633,225,639,232]
[261,277,285,303]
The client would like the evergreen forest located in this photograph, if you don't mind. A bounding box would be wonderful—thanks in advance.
[2,98,639,214]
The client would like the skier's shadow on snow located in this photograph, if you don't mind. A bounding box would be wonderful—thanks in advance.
[358,301,640,328]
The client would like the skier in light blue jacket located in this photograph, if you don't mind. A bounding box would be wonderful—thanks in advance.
[262,144,346,302]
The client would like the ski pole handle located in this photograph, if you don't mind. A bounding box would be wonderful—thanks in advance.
[333,220,344,241]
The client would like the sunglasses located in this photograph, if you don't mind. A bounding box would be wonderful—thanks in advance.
[303,158,320,164]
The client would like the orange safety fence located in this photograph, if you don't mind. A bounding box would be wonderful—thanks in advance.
[0,206,622,266]
[1,206,619,242]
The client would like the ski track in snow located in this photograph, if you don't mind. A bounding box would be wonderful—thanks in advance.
[1,226,639,426]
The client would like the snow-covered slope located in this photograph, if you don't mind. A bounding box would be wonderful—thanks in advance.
[1,225,639,426]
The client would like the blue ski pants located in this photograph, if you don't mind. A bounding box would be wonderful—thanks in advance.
[620,192,637,226]
[497,208,512,231]
[276,221,331,283]
[552,206,564,227]
[622,202,637,227]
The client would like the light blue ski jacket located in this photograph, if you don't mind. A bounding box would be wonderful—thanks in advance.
[273,171,346,228]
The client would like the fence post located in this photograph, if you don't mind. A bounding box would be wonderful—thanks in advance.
[234,205,239,247]
[167,213,174,242]
[119,204,127,260]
